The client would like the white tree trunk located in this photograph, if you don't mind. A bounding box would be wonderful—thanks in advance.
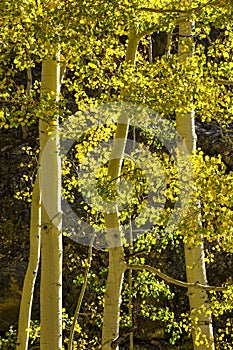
[39,54,63,350]
[102,29,139,350]
[177,16,214,350]
[102,113,130,350]
[16,176,41,350]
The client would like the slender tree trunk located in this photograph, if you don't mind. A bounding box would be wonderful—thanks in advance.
[16,176,41,350]
[128,219,134,350]
[39,54,63,350]
[176,15,215,350]
[102,29,140,350]
[68,234,95,350]
[101,109,130,350]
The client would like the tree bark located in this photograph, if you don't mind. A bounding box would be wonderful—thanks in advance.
[39,54,63,350]
[16,176,41,350]
[176,15,215,350]
[102,28,140,350]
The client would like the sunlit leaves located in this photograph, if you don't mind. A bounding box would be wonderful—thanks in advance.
[179,151,233,251]
[2,0,233,347]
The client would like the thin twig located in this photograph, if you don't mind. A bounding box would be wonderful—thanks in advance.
[128,218,134,350]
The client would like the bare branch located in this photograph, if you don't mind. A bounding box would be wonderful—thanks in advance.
[125,264,228,291]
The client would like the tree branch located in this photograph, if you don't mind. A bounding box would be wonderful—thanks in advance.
[125,264,228,291]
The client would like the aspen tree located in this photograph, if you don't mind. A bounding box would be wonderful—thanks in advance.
[102,28,140,350]
[176,7,215,350]
[16,177,41,350]
[39,54,62,350]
